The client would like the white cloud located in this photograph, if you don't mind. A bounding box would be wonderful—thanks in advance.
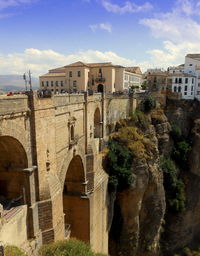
[0,48,141,77]
[138,0,200,70]
[89,22,112,33]
[0,0,36,10]
[101,0,153,14]
[140,0,200,43]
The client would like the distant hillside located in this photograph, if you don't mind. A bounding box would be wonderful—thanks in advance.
[0,75,39,92]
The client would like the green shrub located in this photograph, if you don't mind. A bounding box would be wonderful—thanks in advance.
[106,139,133,192]
[173,140,191,165]
[143,96,156,112]
[5,245,27,256]
[171,125,182,142]
[39,239,108,256]
[160,156,186,213]
[170,125,191,169]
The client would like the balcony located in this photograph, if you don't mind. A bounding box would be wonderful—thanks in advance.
[95,77,106,83]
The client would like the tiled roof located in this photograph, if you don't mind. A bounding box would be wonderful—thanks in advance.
[64,61,124,68]
[64,61,89,67]
[125,67,142,74]
[186,54,200,59]
[49,67,66,73]
[40,72,66,78]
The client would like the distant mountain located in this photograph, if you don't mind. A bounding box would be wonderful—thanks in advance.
[0,75,39,92]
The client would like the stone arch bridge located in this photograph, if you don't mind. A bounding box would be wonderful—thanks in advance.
[0,92,138,254]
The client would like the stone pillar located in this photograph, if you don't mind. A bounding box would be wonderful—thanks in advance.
[23,167,40,239]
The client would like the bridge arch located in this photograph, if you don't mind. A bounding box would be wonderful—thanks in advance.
[0,120,31,166]
[62,155,89,242]
[94,107,102,138]
[0,136,28,209]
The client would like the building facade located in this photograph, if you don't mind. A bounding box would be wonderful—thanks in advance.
[39,61,142,94]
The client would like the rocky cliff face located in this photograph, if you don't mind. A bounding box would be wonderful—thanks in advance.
[108,109,169,256]
[107,99,200,256]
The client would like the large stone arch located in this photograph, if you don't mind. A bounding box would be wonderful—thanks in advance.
[0,136,28,207]
[62,155,90,242]
[0,120,31,166]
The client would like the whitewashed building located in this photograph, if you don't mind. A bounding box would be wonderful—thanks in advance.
[170,73,195,100]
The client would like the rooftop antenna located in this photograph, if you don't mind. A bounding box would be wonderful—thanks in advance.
[23,73,28,91]
[28,70,32,91]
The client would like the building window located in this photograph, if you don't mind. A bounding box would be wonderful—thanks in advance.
[192,78,194,83]
[69,71,72,77]
[56,81,58,87]
[178,86,181,92]
[179,78,182,83]
[51,81,54,87]
[99,68,102,73]
[73,81,77,91]
[191,86,194,91]
[42,81,44,87]
[78,71,81,77]
[198,83,200,87]
[185,78,188,83]
[61,81,63,87]
[51,89,54,92]
[189,64,193,66]
[46,81,49,87]
[174,86,177,92]
[184,85,188,91]
[197,91,200,95]
[175,78,178,83]
[184,92,187,95]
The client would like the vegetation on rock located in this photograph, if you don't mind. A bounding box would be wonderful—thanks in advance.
[4,245,27,256]
[171,125,191,169]
[175,247,200,256]
[38,239,108,256]
[160,156,186,212]
[105,112,154,192]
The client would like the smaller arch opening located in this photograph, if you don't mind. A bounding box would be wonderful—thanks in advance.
[94,108,101,138]
[97,84,104,93]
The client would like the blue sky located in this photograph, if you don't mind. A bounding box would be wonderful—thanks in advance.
[0,0,200,76]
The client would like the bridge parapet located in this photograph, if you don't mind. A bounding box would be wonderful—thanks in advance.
[54,94,85,106]
[0,95,29,115]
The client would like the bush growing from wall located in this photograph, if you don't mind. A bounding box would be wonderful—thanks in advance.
[143,96,156,112]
